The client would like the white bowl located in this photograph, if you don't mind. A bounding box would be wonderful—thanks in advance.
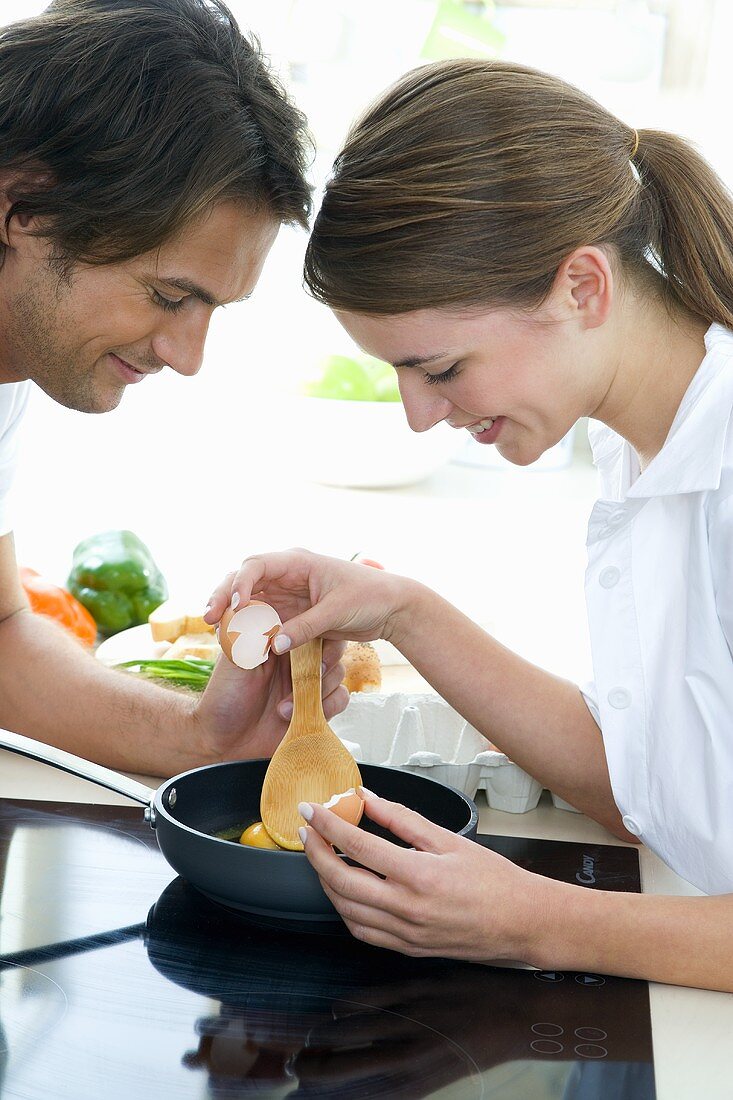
[292,395,464,488]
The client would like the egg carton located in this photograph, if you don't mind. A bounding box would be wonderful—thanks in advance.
[330,692,547,813]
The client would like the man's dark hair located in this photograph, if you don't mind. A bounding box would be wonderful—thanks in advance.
[0,0,312,268]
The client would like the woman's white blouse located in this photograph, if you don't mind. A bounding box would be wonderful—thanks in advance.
[582,323,733,895]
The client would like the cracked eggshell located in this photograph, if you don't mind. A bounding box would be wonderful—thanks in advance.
[321,788,365,827]
[218,600,282,669]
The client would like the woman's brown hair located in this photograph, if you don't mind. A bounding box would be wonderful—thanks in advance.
[0,0,312,269]
[304,58,733,327]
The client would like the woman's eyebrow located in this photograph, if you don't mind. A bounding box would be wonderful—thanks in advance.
[392,351,449,369]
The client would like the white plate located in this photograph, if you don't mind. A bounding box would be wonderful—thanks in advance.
[95,624,166,665]
[96,624,408,667]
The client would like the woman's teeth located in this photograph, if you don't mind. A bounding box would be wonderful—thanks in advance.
[466,418,495,435]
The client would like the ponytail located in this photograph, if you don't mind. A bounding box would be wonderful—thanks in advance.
[632,129,733,327]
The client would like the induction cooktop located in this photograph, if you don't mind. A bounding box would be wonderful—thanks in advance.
[0,798,655,1099]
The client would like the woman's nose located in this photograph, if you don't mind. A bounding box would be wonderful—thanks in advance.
[399,376,453,433]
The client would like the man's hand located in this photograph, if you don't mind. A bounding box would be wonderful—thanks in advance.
[0,532,350,776]
[192,638,348,762]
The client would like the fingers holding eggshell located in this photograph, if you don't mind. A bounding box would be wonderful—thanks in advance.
[231,551,307,612]
[217,600,283,669]
[302,827,419,941]
[322,787,366,827]
[358,791,459,857]
[203,570,236,624]
[228,548,352,647]
[299,799,415,881]
[203,554,277,626]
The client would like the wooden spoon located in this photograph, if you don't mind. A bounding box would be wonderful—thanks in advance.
[261,638,362,850]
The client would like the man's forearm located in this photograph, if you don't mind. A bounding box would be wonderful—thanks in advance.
[0,608,210,776]
[390,581,631,838]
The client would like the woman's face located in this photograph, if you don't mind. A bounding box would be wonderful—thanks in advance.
[336,301,606,467]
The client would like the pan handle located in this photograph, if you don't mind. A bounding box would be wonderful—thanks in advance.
[0,727,155,807]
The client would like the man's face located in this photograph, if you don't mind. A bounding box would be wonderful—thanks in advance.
[0,200,279,412]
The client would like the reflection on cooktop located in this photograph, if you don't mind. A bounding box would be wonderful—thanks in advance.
[0,799,655,1099]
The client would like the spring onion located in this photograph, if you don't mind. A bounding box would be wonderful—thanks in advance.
[114,657,215,691]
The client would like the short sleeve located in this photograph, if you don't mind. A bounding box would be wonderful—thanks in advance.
[579,680,601,728]
[0,382,31,537]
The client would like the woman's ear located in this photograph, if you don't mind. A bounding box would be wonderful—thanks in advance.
[548,246,614,330]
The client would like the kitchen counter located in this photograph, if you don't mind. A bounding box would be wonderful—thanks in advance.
[1,745,730,1100]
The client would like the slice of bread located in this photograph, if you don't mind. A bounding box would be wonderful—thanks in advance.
[164,632,221,661]
[149,600,215,643]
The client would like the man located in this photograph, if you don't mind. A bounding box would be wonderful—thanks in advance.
[0,0,347,775]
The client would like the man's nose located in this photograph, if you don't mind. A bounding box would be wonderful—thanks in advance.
[152,308,211,378]
[399,375,453,433]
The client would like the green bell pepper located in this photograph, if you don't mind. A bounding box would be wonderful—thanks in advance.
[67,529,168,637]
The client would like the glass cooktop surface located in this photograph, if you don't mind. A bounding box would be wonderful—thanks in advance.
[0,799,655,1099]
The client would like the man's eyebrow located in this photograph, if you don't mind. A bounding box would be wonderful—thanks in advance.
[392,352,449,369]
[152,275,251,307]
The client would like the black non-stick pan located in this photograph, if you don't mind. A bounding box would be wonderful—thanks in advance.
[0,728,478,920]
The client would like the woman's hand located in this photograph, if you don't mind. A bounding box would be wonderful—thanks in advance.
[298,789,544,963]
[192,636,348,762]
[202,549,418,652]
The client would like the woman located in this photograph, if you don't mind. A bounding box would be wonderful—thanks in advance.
[205,59,733,991]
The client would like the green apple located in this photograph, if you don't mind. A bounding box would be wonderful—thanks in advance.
[359,355,400,398]
[304,354,376,401]
[374,371,401,402]
[359,356,401,398]
[303,353,402,402]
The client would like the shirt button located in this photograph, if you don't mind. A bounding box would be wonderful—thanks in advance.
[622,815,641,835]
[599,566,620,588]
[608,687,631,709]
[607,511,625,527]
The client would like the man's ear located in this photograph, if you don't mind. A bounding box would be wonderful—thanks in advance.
[546,246,614,330]
[0,168,52,248]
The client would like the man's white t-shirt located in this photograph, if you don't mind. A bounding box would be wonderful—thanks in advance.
[582,323,733,895]
[0,381,31,537]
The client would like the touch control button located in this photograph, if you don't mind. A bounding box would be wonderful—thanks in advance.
[530,1039,564,1055]
[574,974,606,987]
[599,566,620,588]
[622,815,641,835]
[533,971,565,983]
[532,1023,564,1037]
[608,687,631,709]
[575,1027,608,1041]
[575,1044,608,1059]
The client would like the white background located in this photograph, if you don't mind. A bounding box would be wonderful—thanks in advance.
[6,1,729,683]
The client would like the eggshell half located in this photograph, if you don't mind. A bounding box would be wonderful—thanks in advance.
[321,788,365,827]
[218,600,282,669]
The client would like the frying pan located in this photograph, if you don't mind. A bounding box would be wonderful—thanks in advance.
[0,727,478,920]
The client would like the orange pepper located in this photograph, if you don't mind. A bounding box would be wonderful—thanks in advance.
[19,567,98,647]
